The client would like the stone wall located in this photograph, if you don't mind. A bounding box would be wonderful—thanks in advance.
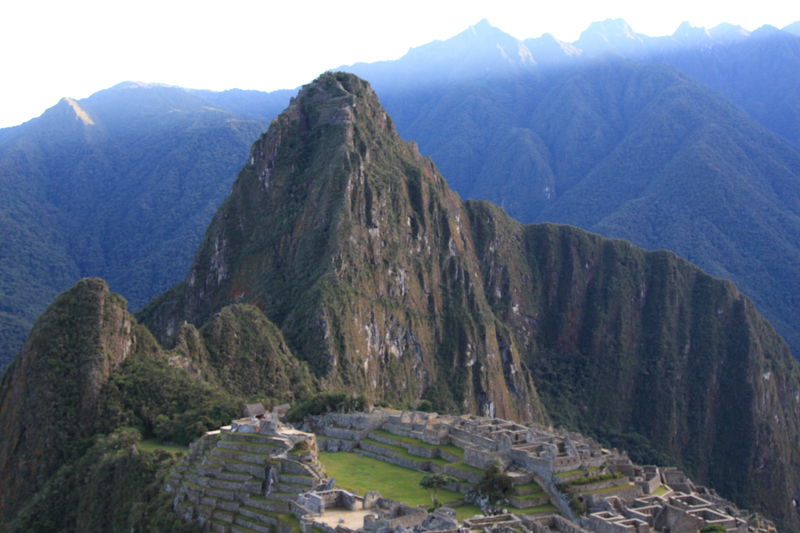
[552,455,582,473]
[585,514,640,533]
[440,450,462,463]
[584,456,607,468]
[523,514,591,533]
[323,426,366,441]
[407,444,438,459]
[566,477,630,494]
[363,506,426,531]
[585,485,644,504]
[359,448,431,473]
[363,491,381,510]
[367,431,440,460]
[464,446,506,470]
[508,449,553,478]
[443,464,483,484]
[634,475,661,495]
[324,412,389,431]
[319,437,358,453]
[507,494,550,508]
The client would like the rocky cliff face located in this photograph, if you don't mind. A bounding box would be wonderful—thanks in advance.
[137,73,800,528]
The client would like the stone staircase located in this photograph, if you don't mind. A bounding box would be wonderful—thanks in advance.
[167,429,327,533]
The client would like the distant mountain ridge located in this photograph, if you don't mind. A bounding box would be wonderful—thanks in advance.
[337,19,800,362]
[3,17,800,376]
[0,82,293,372]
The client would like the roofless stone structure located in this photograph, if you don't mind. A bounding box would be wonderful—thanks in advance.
[166,410,775,533]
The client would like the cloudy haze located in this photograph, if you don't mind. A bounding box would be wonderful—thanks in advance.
[2,0,799,128]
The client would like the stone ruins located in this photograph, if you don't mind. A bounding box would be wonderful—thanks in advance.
[166,408,776,533]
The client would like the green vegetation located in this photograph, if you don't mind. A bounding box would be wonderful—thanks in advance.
[559,472,623,488]
[318,452,464,507]
[555,467,602,478]
[134,71,800,528]
[370,429,464,458]
[699,525,728,533]
[474,461,513,504]
[583,484,636,495]
[361,439,451,467]
[138,439,189,456]
[0,279,317,529]
[0,84,277,373]
[286,391,368,422]
[6,428,201,533]
[652,485,671,497]
[381,53,800,370]
[513,481,543,492]
[420,473,460,508]
[450,461,485,475]
[569,495,586,516]
[259,511,301,533]
[520,504,558,515]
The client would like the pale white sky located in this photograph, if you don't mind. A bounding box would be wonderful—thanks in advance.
[1,0,799,129]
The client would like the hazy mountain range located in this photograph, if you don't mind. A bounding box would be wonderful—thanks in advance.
[340,18,800,361]
[3,17,800,373]
[0,83,293,370]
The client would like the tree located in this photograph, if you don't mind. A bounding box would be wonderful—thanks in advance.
[420,473,459,509]
[699,526,727,533]
[475,461,513,504]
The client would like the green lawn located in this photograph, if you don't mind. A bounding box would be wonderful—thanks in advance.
[652,485,671,497]
[261,511,301,533]
[555,466,601,478]
[452,504,483,521]
[318,452,550,522]
[513,481,543,493]
[583,484,636,495]
[448,461,484,475]
[369,429,465,458]
[513,491,549,500]
[319,452,464,508]
[516,503,557,515]
[138,439,188,455]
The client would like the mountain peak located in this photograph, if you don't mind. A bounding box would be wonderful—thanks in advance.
[470,18,493,34]
[672,21,713,44]
[524,33,582,64]
[574,18,644,55]
[708,22,751,42]
[139,71,545,420]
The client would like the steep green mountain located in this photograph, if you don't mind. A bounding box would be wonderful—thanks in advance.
[139,72,548,422]
[340,27,800,361]
[0,277,315,530]
[0,83,293,373]
[138,73,800,529]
